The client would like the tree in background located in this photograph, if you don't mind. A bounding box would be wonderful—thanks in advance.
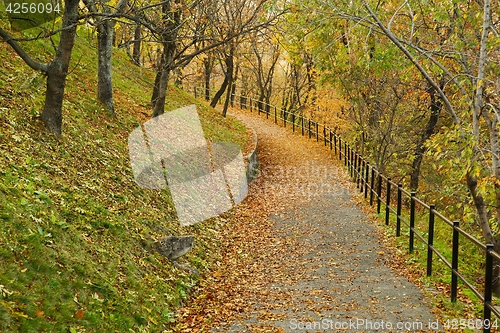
[0,0,80,137]
[150,0,183,117]
[207,0,281,117]
[361,0,500,291]
[295,0,500,292]
[248,30,280,114]
[277,6,319,118]
[83,0,128,116]
[147,0,281,117]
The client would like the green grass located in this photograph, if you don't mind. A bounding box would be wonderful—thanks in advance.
[0,26,247,332]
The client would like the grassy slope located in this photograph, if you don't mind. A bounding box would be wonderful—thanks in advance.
[0,28,247,332]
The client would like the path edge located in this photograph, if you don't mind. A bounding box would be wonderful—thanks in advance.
[228,113,259,183]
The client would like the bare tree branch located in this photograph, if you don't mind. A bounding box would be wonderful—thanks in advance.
[363,1,461,125]
[0,28,48,72]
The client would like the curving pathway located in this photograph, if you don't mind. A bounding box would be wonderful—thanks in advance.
[174,107,439,332]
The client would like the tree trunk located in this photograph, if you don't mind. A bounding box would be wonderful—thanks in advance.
[174,67,183,86]
[211,48,234,109]
[257,94,265,113]
[210,76,229,108]
[203,55,213,101]
[41,64,67,137]
[151,60,163,107]
[150,0,181,117]
[152,68,171,117]
[204,77,211,101]
[40,0,79,137]
[265,95,272,114]
[221,50,234,117]
[152,41,176,117]
[230,64,238,107]
[466,171,500,294]
[132,24,141,65]
[151,46,167,107]
[409,86,441,190]
[482,106,500,295]
[97,6,115,115]
[222,76,232,117]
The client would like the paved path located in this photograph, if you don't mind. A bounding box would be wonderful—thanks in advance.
[175,108,439,332]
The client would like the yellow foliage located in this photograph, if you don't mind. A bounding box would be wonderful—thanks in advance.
[305,88,349,134]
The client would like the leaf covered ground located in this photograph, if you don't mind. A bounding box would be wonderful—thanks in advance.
[0,34,247,332]
[169,108,446,332]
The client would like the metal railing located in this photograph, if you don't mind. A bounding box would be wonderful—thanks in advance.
[189,85,500,332]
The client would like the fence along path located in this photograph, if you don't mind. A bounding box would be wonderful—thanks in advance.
[191,86,500,331]
[214,105,437,332]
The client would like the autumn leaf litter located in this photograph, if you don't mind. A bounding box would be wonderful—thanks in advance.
[170,107,440,332]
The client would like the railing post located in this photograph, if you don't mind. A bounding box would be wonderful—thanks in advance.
[323,126,327,146]
[316,122,319,142]
[370,167,375,205]
[338,137,342,160]
[409,192,416,253]
[364,162,369,198]
[350,149,354,179]
[356,154,360,185]
[274,106,277,123]
[308,120,311,139]
[377,173,383,214]
[344,141,347,166]
[266,105,269,119]
[333,133,336,153]
[357,155,362,189]
[396,184,402,236]
[359,159,364,192]
[484,244,494,333]
[347,145,350,172]
[292,114,295,132]
[363,160,370,199]
[283,110,286,127]
[349,147,352,175]
[451,221,459,303]
[352,151,356,180]
[301,116,304,136]
[385,178,391,225]
[258,101,260,115]
[194,87,198,98]
[250,99,252,112]
[353,152,357,182]
[427,204,435,276]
